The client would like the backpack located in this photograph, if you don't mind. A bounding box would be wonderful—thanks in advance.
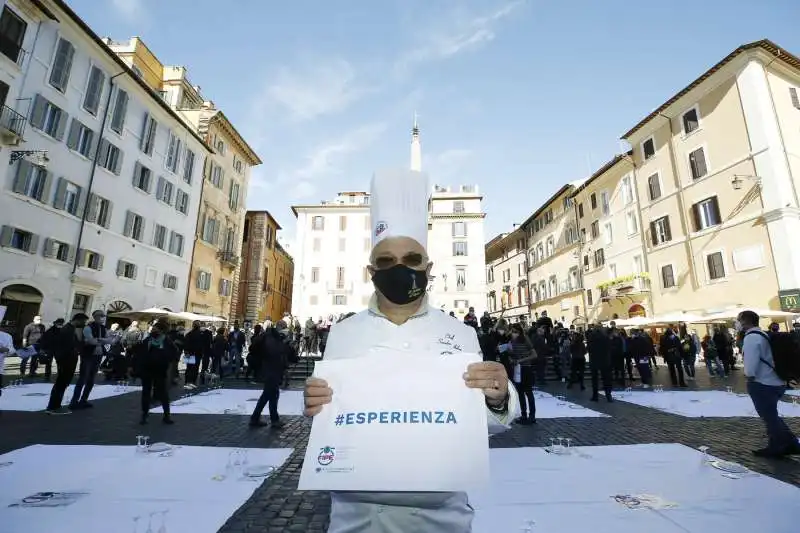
[745,330,800,383]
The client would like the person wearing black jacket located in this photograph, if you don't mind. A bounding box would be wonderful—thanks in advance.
[628,329,655,387]
[46,313,89,415]
[245,324,265,381]
[609,327,626,387]
[586,324,613,402]
[132,319,177,425]
[199,325,214,382]
[568,329,587,390]
[660,327,687,388]
[182,321,206,386]
[249,325,294,428]
[35,319,64,381]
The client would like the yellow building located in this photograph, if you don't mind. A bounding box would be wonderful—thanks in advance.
[107,38,262,319]
[521,184,585,326]
[485,228,528,322]
[621,39,797,317]
[572,153,650,322]
[237,211,293,323]
[487,39,800,324]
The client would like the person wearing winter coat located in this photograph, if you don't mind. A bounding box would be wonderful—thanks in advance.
[131,319,178,425]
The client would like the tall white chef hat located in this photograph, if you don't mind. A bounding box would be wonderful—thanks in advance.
[369,169,430,249]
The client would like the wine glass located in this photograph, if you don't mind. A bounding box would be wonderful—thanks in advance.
[157,510,169,533]
[549,438,555,449]
[131,516,141,533]
[521,519,536,532]
[726,386,733,394]
[566,438,572,449]
[145,512,156,533]
[698,445,710,465]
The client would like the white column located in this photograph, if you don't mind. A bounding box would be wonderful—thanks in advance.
[737,58,800,290]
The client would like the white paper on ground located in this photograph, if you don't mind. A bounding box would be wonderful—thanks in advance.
[298,351,489,492]
[152,389,305,416]
[615,390,800,418]
[0,445,294,533]
[470,443,800,533]
[0,384,141,412]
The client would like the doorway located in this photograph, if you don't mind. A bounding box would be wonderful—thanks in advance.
[0,284,43,344]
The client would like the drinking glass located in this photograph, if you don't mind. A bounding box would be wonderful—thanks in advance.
[131,516,141,533]
[143,436,150,449]
[549,438,555,449]
[157,510,169,533]
[566,438,572,449]
[698,445,710,465]
[726,386,733,394]
[145,513,156,533]
[521,519,536,532]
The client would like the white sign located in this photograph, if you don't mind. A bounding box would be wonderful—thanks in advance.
[298,351,489,492]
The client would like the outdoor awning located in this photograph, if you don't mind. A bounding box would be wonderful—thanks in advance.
[699,307,798,322]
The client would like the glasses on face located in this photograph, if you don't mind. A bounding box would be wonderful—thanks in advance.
[373,252,426,270]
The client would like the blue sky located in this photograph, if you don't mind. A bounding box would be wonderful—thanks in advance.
[70,0,800,241]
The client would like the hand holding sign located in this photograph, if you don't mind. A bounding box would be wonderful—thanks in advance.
[304,377,333,416]
[463,361,509,403]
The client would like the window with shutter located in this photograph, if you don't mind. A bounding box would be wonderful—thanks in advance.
[49,38,75,92]
[688,147,708,180]
[661,265,676,288]
[29,94,47,129]
[707,252,725,280]
[692,197,721,231]
[647,173,661,200]
[790,87,800,110]
[183,150,195,183]
[682,107,700,134]
[83,66,105,115]
[642,137,655,160]
[110,89,128,134]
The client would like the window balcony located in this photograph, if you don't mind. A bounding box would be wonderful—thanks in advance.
[326,281,353,295]
[598,273,651,300]
[0,104,25,141]
[0,34,25,66]
[217,249,239,267]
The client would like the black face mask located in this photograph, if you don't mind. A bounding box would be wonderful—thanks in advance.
[372,264,428,305]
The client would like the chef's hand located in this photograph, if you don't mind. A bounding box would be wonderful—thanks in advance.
[304,377,333,416]
[464,362,509,404]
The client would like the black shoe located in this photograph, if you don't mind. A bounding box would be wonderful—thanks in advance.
[590,396,599,402]
[162,417,175,425]
[782,443,800,455]
[753,447,787,458]
[139,416,148,425]
[520,417,535,425]
[270,420,285,429]
[78,401,93,408]
[249,420,268,428]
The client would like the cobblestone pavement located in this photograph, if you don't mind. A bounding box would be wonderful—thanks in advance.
[2,366,800,532]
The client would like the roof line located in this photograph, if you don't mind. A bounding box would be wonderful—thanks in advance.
[621,39,799,139]
[571,151,633,195]
[208,111,262,165]
[49,0,213,153]
[518,184,572,230]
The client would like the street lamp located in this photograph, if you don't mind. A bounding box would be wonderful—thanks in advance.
[731,174,762,191]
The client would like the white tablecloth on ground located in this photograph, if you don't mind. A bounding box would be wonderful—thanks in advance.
[614,390,800,418]
[0,444,293,533]
[471,443,800,532]
[527,391,608,418]
[0,383,140,412]
[151,388,305,416]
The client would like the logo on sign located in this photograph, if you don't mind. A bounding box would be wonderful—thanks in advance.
[375,221,388,238]
[318,446,336,466]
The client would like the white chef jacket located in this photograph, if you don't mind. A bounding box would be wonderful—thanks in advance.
[0,331,16,374]
[323,295,519,533]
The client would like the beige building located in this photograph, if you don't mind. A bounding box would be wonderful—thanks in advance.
[572,153,650,322]
[485,228,528,322]
[522,184,585,326]
[108,38,262,320]
[621,39,798,317]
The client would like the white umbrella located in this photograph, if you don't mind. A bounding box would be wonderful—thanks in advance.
[108,307,173,320]
[701,307,798,322]
[650,312,706,324]
[612,316,658,328]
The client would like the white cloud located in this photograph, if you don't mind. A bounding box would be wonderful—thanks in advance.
[249,122,387,202]
[427,148,473,182]
[393,1,523,77]
[110,0,144,18]
[263,58,370,122]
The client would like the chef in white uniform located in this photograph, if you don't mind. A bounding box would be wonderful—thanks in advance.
[304,168,519,532]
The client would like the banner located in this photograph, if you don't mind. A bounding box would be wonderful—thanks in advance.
[298,351,489,492]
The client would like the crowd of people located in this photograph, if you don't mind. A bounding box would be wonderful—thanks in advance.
[0,310,308,429]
